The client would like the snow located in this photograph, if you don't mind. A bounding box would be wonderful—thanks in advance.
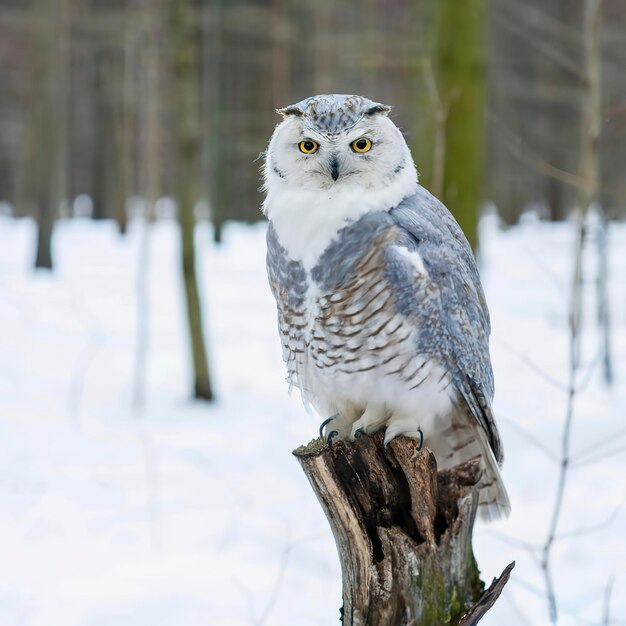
[0,212,625,626]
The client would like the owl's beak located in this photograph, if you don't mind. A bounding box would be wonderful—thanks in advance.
[329,156,340,181]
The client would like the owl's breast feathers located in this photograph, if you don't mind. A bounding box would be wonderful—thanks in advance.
[266,185,502,463]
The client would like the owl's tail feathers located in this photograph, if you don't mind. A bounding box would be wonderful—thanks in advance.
[476,432,511,522]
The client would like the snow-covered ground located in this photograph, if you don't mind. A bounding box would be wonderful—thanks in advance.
[0,212,624,626]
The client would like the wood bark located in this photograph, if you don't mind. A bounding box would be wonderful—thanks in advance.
[294,432,512,626]
[168,0,214,401]
[434,0,485,252]
[29,0,66,269]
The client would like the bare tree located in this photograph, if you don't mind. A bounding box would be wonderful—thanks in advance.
[168,0,214,401]
[434,0,485,251]
[132,0,162,413]
[540,7,605,622]
[27,0,67,269]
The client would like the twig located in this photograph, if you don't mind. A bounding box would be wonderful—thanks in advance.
[554,507,620,542]
[540,219,581,625]
[493,337,569,393]
[254,543,292,626]
[480,529,542,568]
[570,426,626,465]
[520,242,566,291]
[498,417,560,464]
[492,8,585,81]
[420,57,455,199]
[574,346,602,393]
[509,573,551,599]
[488,113,624,202]
[595,210,613,386]
[571,443,626,468]
[602,575,614,626]
[504,592,534,626]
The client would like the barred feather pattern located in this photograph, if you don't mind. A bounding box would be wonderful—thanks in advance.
[266,186,510,519]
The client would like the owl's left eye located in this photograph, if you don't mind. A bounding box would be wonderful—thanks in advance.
[298,140,319,154]
[351,137,372,153]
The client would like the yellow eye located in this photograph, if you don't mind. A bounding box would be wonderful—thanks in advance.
[351,137,372,153]
[298,140,319,154]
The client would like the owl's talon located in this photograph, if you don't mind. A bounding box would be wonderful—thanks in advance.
[354,428,365,439]
[326,430,339,445]
[417,427,424,451]
[319,415,336,438]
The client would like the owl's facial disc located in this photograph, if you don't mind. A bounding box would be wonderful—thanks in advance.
[264,95,417,195]
[274,121,386,189]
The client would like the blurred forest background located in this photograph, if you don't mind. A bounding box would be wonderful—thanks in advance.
[1,3,626,624]
[1,0,626,266]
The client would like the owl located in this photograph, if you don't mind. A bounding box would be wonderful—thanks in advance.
[262,94,510,520]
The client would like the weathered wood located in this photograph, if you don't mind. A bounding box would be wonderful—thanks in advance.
[294,432,512,625]
[458,561,515,625]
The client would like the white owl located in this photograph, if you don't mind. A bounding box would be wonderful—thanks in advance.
[262,94,510,520]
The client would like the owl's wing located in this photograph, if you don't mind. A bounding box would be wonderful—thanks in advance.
[266,223,310,392]
[388,185,503,464]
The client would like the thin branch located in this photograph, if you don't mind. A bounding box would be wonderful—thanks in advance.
[498,418,560,464]
[480,529,542,566]
[489,112,624,202]
[492,9,585,82]
[602,575,614,626]
[574,346,602,393]
[504,592,534,626]
[497,0,583,46]
[420,57,455,200]
[554,507,620,542]
[540,160,592,191]
[571,443,626,468]
[520,243,566,291]
[255,543,292,626]
[595,211,613,386]
[541,212,584,626]
[509,573,551,600]
[493,337,569,393]
[570,426,626,465]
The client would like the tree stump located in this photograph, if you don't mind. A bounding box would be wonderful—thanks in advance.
[294,431,513,626]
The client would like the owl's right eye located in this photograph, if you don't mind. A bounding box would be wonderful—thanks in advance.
[298,140,319,154]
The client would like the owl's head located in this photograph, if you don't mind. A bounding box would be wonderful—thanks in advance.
[263,94,417,195]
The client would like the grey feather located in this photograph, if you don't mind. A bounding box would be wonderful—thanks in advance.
[278,94,391,135]
[388,186,503,463]
[267,185,503,465]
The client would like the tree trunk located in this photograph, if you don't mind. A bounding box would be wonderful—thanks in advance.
[29,0,67,270]
[34,189,54,269]
[204,0,229,244]
[168,0,214,402]
[294,432,512,625]
[435,0,485,252]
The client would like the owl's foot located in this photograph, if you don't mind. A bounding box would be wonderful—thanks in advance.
[349,403,387,441]
[384,423,424,449]
[326,430,339,445]
[319,415,336,438]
